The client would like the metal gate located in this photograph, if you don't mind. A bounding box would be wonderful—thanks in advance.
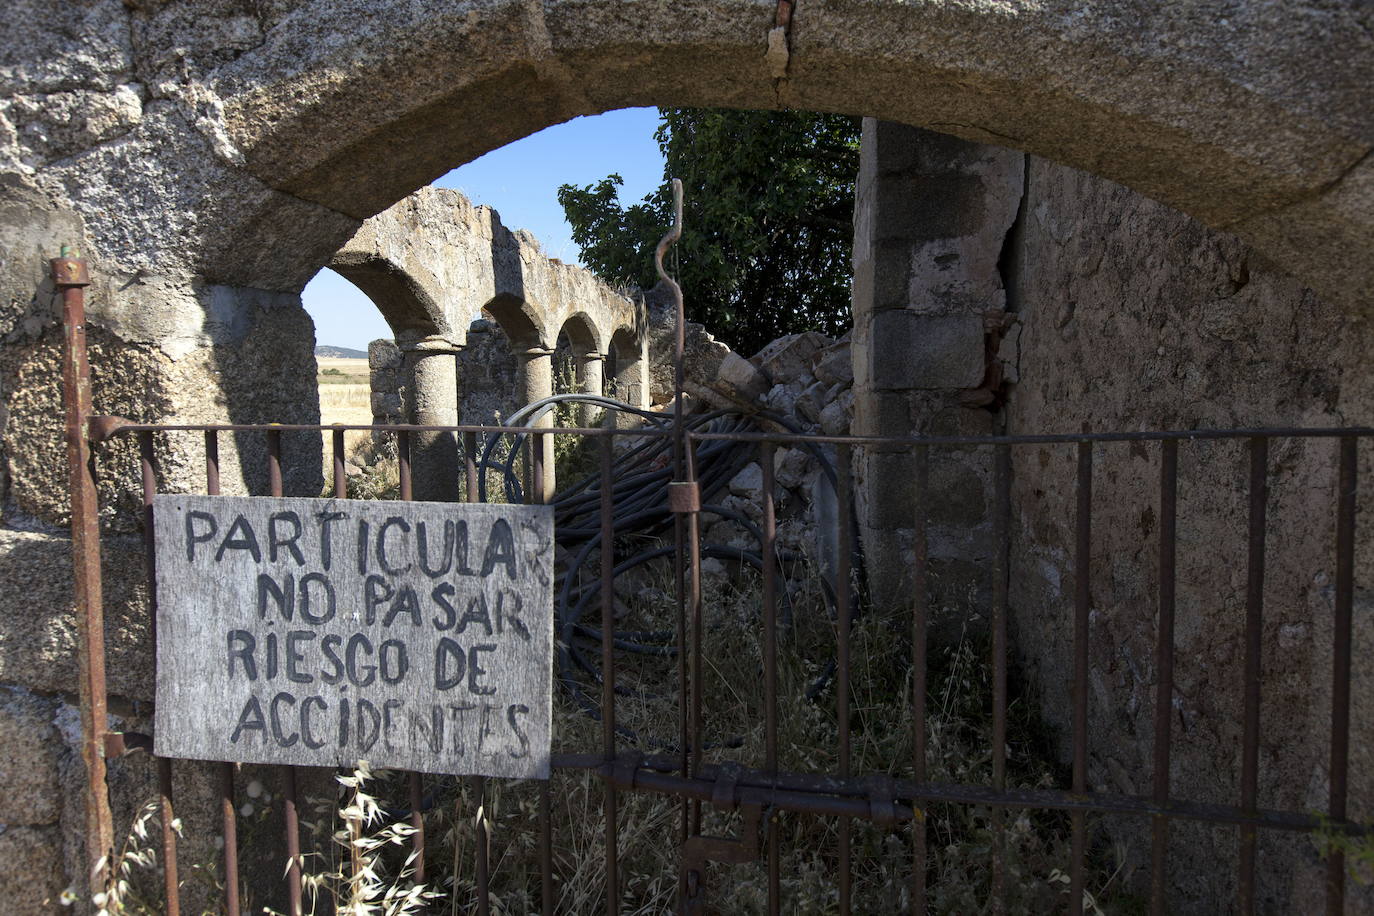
[54,242,1370,914]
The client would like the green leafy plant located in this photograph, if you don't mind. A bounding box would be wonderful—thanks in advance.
[1313,815,1374,886]
[558,108,860,354]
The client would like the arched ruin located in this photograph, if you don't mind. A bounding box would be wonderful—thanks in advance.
[324,186,648,496]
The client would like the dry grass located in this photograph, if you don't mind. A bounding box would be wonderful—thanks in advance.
[316,357,373,461]
[328,557,1136,914]
[95,548,1136,914]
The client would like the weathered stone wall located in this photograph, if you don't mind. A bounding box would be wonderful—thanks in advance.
[850,120,1022,640]
[853,119,1374,911]
[1004,157,1374,912]
[458,320,520,426]
[0,168,322,913]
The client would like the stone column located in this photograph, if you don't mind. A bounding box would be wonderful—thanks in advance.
[577,351,606,426]
[851,119,1025,626]
[519,346,557,499]
[400,335,462,501]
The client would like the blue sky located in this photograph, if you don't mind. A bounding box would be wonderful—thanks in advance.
[303,107,666,351]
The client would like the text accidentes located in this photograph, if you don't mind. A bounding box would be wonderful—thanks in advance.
[182,508,546,763]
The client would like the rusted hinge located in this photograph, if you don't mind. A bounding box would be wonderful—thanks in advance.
[681,763,766,914]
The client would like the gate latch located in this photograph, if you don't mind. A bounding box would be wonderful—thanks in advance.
[681,764,765,913]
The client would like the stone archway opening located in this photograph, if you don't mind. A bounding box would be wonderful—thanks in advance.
[555,311,606,428]
[5,3,1372,912]
[224,85,1374,910]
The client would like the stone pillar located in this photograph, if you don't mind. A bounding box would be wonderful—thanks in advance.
[519,346,557,498]
[367,339,404,424]
[400,335,462,502]
[577,351,606,426]
[851,119,1025,627]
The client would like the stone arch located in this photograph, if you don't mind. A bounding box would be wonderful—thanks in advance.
[482,292,546,352]
[326,253,460,501]
[192,0,1371,315]
[608,323,650,411]
[326,252,446,343]
[557,310,607,426]
[557,310,603,360]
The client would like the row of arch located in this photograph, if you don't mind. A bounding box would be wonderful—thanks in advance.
[324,186,651,496]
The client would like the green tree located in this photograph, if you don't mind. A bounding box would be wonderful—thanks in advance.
[558,108,860,355]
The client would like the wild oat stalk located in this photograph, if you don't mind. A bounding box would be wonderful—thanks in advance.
[317,762,441,916]
[92,798,177,916]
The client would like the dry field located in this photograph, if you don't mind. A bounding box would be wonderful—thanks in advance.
[315,357,372,459]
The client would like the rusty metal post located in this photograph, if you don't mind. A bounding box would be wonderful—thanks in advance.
[54,250,117,901]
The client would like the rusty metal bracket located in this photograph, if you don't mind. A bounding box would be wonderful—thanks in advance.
[51,255,91,288]
[611,750,644,791]
[103,731,154,758]
[867,775,902,829]
[681,763,766,913]
[667,480,701,513]
[89,415,133,443]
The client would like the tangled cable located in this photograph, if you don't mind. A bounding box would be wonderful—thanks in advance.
[474,394,859,750]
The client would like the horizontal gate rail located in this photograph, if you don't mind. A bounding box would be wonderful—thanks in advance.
[549,753,1374,835]
[86,416,1374,445]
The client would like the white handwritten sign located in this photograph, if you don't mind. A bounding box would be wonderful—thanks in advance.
[152,495,555,779]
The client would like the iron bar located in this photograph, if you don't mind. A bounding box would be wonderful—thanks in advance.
[1070,440,1093,913]
[549,753,1364,832]
[54,252,115,898]
[393,436,426,885]
[688,433,704,842]
[1238,437,1267,915]
[267,428,284,499]
[601,433,620,915]
[266,429,303,916]
[91,421,1374,445]
[760,441,781,916]
[675,500,690,888]
[140,431,181,916]
[991,443,1010,914]
[835,444,854,915]
[911,444,929,913]
[204,430,240,916]
[1150,438,1178,915]
[332,427,347,499]
[464,431,479,502]
[533,429,553,916]
[1327,436,1357,915]
[687,427,1374,446]
[460,436,491,916]
[218,764,240,916]
[397,429,413,502]
[205,429,221,497]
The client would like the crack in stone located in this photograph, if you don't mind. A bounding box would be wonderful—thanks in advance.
[1219,145,1374,231]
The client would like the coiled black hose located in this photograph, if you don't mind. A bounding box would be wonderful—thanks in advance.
[474,394,860,749]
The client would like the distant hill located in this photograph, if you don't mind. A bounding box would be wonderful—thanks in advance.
[315,345,369,359]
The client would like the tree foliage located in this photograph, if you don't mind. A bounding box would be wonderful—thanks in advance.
[558,108,860,355]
